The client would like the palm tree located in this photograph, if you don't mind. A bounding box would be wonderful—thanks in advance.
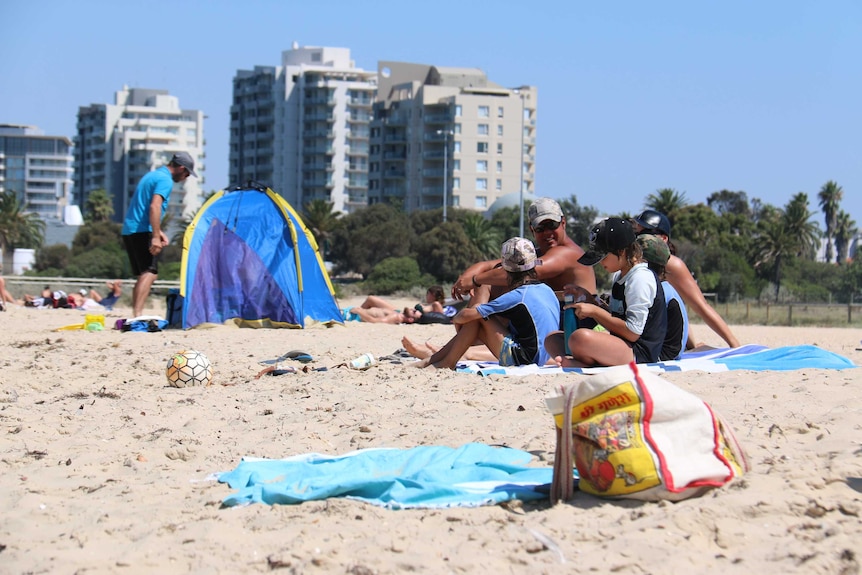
[301,199,341,258]
[0,191,46,265]
[644,188,688,223]
[460,212,502,258]
[783,192,821,260]
[833,210,857,264]
[750,213,797,299]
[84,189,114,223]
[817,180,843,263]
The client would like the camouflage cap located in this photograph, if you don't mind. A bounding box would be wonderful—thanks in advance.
[528,197,564,228]
[501,237,538,272]
[637,233,670,266]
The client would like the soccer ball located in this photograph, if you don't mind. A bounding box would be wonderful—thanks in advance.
[166,350,213,388]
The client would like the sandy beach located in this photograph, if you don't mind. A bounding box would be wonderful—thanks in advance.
[1,296,861,574]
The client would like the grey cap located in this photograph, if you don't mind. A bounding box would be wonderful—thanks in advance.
[528,198,564,228]
[171,152,197,177]
[501,237,538,272]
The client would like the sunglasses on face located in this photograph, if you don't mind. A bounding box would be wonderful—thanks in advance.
[533,220,562,233]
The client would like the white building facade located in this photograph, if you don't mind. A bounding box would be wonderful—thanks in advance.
[229,44,377,213]
[0,124,74,221]
[73,87,205,226]
[368,62,536,215]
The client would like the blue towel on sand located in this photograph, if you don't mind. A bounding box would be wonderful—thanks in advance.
[218,443,557,509]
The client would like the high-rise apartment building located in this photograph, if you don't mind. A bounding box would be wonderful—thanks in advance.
[0,124,74,221]
[73,86,205,226]
[368,61,536,215]
[229,44,377,213]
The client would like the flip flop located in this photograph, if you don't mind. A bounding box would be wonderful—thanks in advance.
[259,350,314,365]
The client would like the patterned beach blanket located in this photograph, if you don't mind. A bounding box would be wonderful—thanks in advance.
[456,344,857,376]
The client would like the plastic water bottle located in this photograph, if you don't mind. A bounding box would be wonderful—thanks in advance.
[349,353,377,370]
[563,294,577,356]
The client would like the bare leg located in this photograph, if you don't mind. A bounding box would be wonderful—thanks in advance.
[402,336,434,359]
[561,329,635,368]
[360,295,395,311]
[424,321,482,369]
[132,271,158,317]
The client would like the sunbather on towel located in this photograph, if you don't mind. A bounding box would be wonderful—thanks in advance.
[412,237,560,370]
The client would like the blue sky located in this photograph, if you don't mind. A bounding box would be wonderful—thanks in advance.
[2,0,859,229]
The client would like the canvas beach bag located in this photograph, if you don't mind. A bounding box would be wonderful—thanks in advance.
[545,362,749,503]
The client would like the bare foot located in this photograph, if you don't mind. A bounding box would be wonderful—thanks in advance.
[410,357,431,368]
[402,336,433,359]
[553,355,582,368]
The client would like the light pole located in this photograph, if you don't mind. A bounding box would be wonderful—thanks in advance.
[436,129,453,222]
[515,89,527,237]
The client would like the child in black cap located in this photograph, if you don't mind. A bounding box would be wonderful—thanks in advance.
[545,217,667,367]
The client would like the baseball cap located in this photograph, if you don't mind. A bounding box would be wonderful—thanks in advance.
[633,209,671,238]
[578,217,636,266]
[170,152,197,177]
[501,237,538,272]
[637,234,670,266]
[79,289,88,296]
[528,198,564,228]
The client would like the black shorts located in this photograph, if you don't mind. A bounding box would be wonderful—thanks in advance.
[123,232,158,276]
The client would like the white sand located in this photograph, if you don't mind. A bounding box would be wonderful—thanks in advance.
[1,297,861,574]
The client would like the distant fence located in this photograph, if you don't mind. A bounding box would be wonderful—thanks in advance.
[3,276,180,296]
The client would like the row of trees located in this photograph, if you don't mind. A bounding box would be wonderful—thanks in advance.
[2,181,859,303]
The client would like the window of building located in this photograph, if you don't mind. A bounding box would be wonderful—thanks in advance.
[453,177,460,189]
[454,123,461,134]
[476,160,488,172]
[475,196,487,208]
[496,161,503,172]
[497,125,503,136]
[454,141,461,153]
[495,179,502,190]
[497,106,504,118]
[453,159,461,171]
[477,142,488,153]
[477,124,489,135]
[476,178,487,190]
[452,196,460,207]
[497,143,503,154]
[478,106,489,118]
[455,105,462,117]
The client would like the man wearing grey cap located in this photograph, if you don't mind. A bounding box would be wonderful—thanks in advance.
[121,152,196,317]
[451,197,596,303]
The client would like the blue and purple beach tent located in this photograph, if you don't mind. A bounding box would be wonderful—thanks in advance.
[179,184,342,329]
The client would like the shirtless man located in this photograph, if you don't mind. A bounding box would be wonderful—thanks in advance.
[403,198,596,360]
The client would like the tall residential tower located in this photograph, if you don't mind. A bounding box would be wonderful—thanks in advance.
[369,61,536,215]
[0,124,74,221]
[229,44,377,213]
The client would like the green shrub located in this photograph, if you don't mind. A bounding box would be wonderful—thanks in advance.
[364,257,434,295]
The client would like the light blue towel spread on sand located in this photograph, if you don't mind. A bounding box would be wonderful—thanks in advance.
[457,344,857,376]
[218,443,558,509]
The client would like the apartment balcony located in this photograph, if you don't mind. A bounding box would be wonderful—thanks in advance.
[347,113,373,123]
[305,111,334,122]
[423,132,450,142]
[307,144,334,155]
[382,186,404,196]
[423,150,445,159]
[423,113,452,124]
[346,144,369,156]
[383,151,406,160]
[302,128,334,138]
[383,133,406,143]
[422,168,444,178]
[302,164,334,173]
[383,169,406,179]
[305,95,335,105]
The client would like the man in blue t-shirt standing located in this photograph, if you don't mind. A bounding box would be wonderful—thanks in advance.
[122,152,196,317]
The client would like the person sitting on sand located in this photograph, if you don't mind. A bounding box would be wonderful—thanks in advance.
[412,237,560,370]
[417,285,457,317]
[638,233,689,360]
[545,217,667,368]
[632,209,740,349]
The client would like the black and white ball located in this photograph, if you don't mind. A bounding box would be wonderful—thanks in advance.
[166,350,213,388]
